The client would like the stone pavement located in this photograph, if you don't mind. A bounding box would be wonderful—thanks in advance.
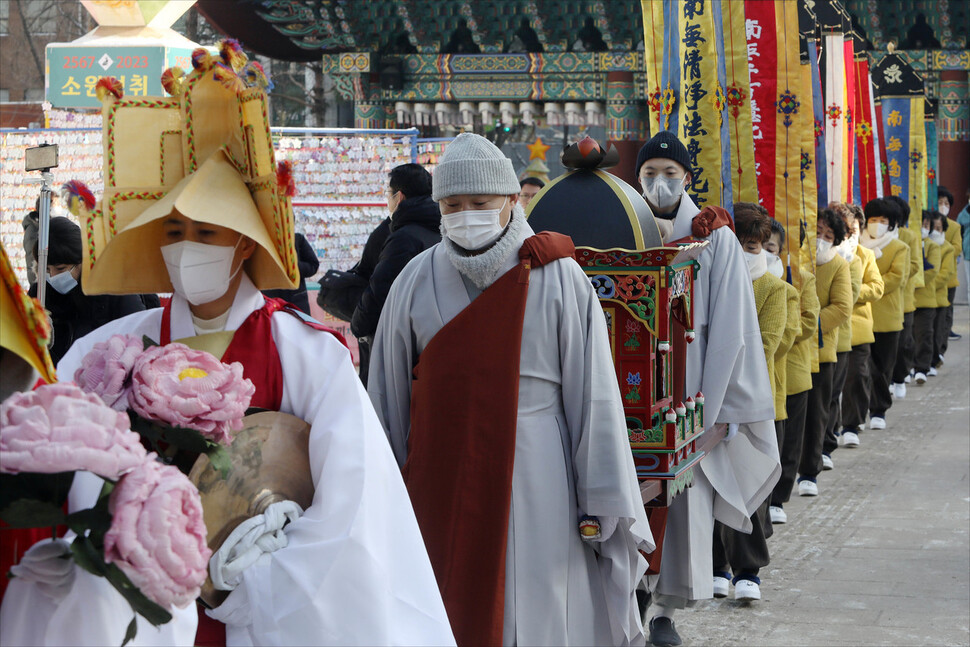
[671,303,970,646]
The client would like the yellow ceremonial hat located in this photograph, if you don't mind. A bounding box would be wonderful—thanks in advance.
[0,243,56,384]
[80,40,299,295]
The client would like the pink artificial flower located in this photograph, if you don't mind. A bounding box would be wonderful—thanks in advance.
[74,334,144,410]
[0,383,146,480]
[128,343,254,446]
[104,458,211,609]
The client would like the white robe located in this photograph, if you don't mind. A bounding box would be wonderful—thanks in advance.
[651,193,781,603]
[368,221,654,646]
[0,275,455,647]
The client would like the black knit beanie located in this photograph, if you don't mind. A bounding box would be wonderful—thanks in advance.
[635,130,693,177]
[39,217,83,266]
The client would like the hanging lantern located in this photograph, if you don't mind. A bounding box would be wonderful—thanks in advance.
[458,101,477,126]
[544,102,563,126]
[564,102,583,126]
[520,101,538,126]
[395,101,413,125]
[499,101,518,127]
[435,102,457,126]
[413,102,434,127]
[479,101,497,124]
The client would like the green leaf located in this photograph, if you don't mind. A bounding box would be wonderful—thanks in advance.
[66,505,112,537]
[0,499,68,528]
[142,335,159,350]
[70,534,108,577]
[103,562,172,627]
[121,617,138,647]
[206,445,232,480]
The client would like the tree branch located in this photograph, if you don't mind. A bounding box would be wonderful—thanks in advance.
[16,1,45,79]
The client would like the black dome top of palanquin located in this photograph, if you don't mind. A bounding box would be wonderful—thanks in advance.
[526,137,663,250]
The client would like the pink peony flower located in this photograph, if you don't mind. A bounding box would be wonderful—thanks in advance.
[104,458,211,609]
[0,383,147,479]
[74,334,144,410]
[128,343,254,446]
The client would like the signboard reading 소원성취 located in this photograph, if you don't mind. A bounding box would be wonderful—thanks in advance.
[45,45,196,108]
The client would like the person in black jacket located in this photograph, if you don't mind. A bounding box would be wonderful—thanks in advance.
[263,232,320,314]
[352,163,441,385]
[28,217,146,364]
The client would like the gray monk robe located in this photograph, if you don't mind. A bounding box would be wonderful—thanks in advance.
[368,215,654,646]
[651,193,781,603]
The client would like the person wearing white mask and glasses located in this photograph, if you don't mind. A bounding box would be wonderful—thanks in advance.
[633,132,779,647]
[369,132,653,647]
[27,216,145,364]
[936,186,963,347]
[859,198,911,433]
[35,45,454,647]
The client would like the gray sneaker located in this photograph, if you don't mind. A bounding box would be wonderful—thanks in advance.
[649,617,683,647]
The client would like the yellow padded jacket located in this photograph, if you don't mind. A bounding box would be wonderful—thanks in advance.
[914,238,941,309]
[816,254,853,364]
[870,238,910,333]
[898,227,924,312]
[774,281,800,420]
[937,241,954,306]
[753,272,789,421]
[850,245,885,346]
[787,267,820,394]
[838,251,863,352]
[945,221,962,288]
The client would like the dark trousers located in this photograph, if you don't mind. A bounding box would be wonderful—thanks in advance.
[712,499,771,579]
[933,305,949,367]
[892,311,915,383]
[941,287,956,355]
[823,351,850,456]
[773,391,808,506]
[869,331,900,418]
[799,363,835,480]
[913,308,937,373]
[842,344,872,431]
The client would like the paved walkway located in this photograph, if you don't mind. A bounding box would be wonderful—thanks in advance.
[673,304,970,646]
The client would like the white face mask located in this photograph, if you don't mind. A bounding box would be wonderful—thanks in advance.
[441,197,508,250]
[47,268,78,295]
[837,232,859,261]
[939,204,950,216]
[641,175,685,211]
[161,239,243,306]
[929,230,945,246]
[867,221,889,238]
[766,252,784,278]
[744,250,768,279]
[921,226,931,238]
[817,238,836,264]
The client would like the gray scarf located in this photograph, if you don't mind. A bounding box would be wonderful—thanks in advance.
[441,204,526,291]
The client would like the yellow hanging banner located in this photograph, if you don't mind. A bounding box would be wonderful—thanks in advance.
[676,0,723,206]
[908,97,926,227]
[721,0,758,204]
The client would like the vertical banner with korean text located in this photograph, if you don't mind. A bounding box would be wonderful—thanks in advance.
[925,101,938,209]
[871,50,927,227]
[677,0,723,207]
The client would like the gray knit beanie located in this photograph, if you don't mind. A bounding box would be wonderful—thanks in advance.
[432,132,521,201]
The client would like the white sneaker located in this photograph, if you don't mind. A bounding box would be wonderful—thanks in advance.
[842,431,860,447]
[894,382,907,398]
[915,372,927,384]
[858,420,866,431]
[928,367,938,377]
[798,480,818,496]
[938,354,945,366]
[769,505,787,524]
[904,374,912,384]
[734,579,761,601]
[713,576,730,598]
[821,454,834,470]
[869,417,886,430]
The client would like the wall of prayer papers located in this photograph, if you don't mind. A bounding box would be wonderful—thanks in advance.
[0,120,417,287]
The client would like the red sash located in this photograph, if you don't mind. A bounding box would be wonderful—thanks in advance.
[160,296,344,647]
[404,233,574,647]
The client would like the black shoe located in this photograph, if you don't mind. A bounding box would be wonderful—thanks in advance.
[636,588,652,626]
[649,616,683,647]
[949,331,961,339]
